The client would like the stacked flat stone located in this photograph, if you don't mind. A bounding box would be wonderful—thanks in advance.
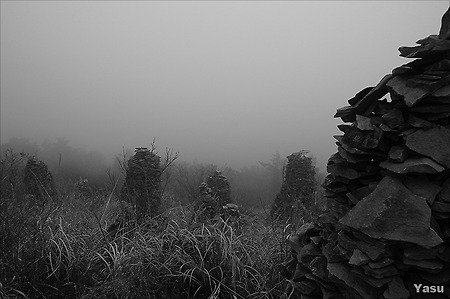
[120,148,161,222]
[205,170,231,207]
[281,9,450,299]
[23,156,58,202]
[196,171,232,221]
[74,178,92,198]
[271,151,316,221]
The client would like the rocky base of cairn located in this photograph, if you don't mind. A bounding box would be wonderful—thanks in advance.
[281,9,450,299]
[120,148,161,222]
[271,151,315,221]
[23,157,58,202]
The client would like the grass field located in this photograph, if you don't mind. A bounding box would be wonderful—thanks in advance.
[0,188,312,299]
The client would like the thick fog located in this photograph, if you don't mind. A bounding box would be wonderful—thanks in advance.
[1,1,447,171]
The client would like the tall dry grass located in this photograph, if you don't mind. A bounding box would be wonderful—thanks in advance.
[0,187,300,299]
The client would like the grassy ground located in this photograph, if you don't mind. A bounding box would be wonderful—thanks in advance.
[0,188,309,299]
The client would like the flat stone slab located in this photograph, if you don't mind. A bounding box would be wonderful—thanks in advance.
[356,114,374,131]
[383,276,410,299]
[380,157,445,174]
[327,262,382,299]
[342,126,384,150]
[339,176,443,248]
[386,76,429,107]
[388,146,409,162]
[405,126,450,168]
[401,175,442,205]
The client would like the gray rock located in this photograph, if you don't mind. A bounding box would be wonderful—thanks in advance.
[404,246,438,260]
[388,146,409,162]
[298,243,321,263]
[382,108,405,129]
[380,157,445,174]
[352,267,393,288]
[439,178,450,202]
[342,126,384,150]
[348,87,373,106]
[439,7,450,40]
[354,240,387,261]
[405,126,450,168]
[432,83,450,97]
[403,258,444,271]
[411,103,450,113]
[352,74,393,115]
[419,268,450,285]
[368,258,395,269]
[401,175,442,205]
[334,105,356,123]
[383,276,410,299]
[386,76,429,107]
[431,200,450,213]
[407,114,434,129]
[339,176,443,248]
[327,163,360,180]
[349,248,370,266]
[362,264,398,279]
[338,147,371,163]
[327,262,383,299]
[356,114,374,131]
[399,35,450,58]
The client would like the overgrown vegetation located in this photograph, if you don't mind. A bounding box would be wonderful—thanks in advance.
[1,146,324,299]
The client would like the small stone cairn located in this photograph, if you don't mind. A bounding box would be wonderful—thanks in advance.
[120,148,162,223]
[196,170,233,221]
[281,9,450,299]
[23,156,58,202]
[74,178,93,199]
[271,151,316,222]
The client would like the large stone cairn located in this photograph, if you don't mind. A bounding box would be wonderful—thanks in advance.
[23,156,58,202]
[196,170,232,221]
[271,151,315,222]
[120,148,162,223]
[281,9,450,299]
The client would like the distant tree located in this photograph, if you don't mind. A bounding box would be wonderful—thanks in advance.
[1,137,40,156]
[271,150,316,222]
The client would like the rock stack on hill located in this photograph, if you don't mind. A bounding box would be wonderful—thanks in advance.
[196,170,232,221]
[74,178,93,199]
[271,151,316,222]
[23,156,58,202]
[281,8,450,299]
[205,170,231,207]
[120,148,162,222]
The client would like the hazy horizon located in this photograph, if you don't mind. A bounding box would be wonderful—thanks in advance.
[1,1,448,171]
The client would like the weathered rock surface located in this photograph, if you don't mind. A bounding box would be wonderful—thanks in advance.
[380,157,445,174]
[340,176,443,248]
[405,126,450,168]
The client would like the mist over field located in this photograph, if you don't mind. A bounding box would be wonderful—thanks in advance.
[1,1,447,173]
[2,2,450,298]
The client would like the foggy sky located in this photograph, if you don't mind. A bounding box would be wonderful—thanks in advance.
[1,1,448,171]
